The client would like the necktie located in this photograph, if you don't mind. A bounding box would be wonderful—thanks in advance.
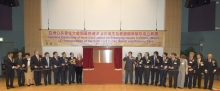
[47,58,49,66]
[154,57,156,66]
[198,59,200,68]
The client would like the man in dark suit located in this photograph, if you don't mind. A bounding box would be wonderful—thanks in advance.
[42,52,51,86]
[14,51,25,86]
[134,53,144,85]
[50,51,61,85]
[143,52,151,85]
[60,52,69,85]
[4,52,17,89]
[184,52,196,89]
[68,52,76,84]
[159,52,169,87]
[123,51,135,84]
[193,53,205,88]
[204,54,218,90]
[168,53,180,89]
[31,50,43,86]
[150,51,162,86]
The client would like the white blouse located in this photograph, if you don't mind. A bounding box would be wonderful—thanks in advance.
[27,58,31,66]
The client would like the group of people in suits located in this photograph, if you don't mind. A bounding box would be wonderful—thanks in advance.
[123,51,218,90]
[4,50,83,89]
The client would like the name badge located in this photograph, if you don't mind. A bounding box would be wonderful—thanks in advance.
[181,62,184,65]
[165,62,167,63]
[147,62,149,63]
[189,62,192,63]
[201,64,204,66]
[174,62,177,64]
[139,62,142,64]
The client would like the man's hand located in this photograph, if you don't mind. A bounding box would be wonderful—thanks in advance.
[54,65,57,68]
[171,67,174,69]
[194,70,196,73]
[186,71,188,75]
[62,63,65,66]
[40,66,43,68]
[45,66,48,68]
[17,65,20,68]
[213,70,216,73]
[22,64,25,67]
[201,73,204,75]
[188,66,191,68]
[34,66,38,68]
[205,70,207,74]
[189,69,193,71]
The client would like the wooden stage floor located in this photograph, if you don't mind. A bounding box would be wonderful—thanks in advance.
[0,78,219,91]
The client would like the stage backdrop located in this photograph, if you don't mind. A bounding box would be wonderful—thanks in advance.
[41,30,165,47]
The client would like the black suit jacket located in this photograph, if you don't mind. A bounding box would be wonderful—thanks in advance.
[22,58,33,72]
[168,58,180,70]
[134,57,144,68]
[68,57,76,71]
[150,56,162,67]
[30,55,43,69]
[42,57,52,69]
[160,57,169,69]
[142,56,152,67]
[4,57,16,73]
[204,59,218,72]
[59,57,69,71]
[50,57,61,72]
[194,58,205,73]
[187,57,197,70]
[14,57,23,67]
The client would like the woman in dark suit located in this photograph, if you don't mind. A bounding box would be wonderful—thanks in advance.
[23,53,34,86]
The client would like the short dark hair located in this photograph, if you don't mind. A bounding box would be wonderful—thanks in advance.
[62,52,66,55]
[44,52,49,56]
[145,52,149,57]
[197,53,203,58]
[171,53,177,56]
[25,53,30,56]
[138,52,142,57]
[180,54,186,59]
[17,51,22,54]
[7,52,13,55]
[154,51,159,56]
[128,51,132,54]
[163,52,168,57]
[70,52,73,55]
[53,51,57,55]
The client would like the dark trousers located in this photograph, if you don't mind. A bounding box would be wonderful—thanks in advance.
[144,68,151,84]
[43,70,51,85]
[76,67,83,83]
[184,71,193,87]
[57,71,61,83]
[160,69,168,85]
[69,68,76,83]
[125,69,133,83]
[150,68,160,84]
[168,70,178,87]
[6,71,14,87]
[61,70,67,84]
[54,71,59,84]
[193,72,202,88]
[34,71,42,85]
[135,67,144,84]
[204,73,215,89]
[17,70,25,86]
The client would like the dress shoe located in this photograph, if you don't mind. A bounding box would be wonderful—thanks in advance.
[155,84,158,86]
[39,83,42,85]
[30,84,34,85]
[139,83,142,85]
[27,85,30,86]
[49,83,51,85]
[163,85,166,87]
[7,87,10,89]
[10,86,15,88]
[45,84,47,86]
[169,86,172,88]
[125,82,127,84]
[189,87,192,89]
[146,84,149,86]
[208,88,212,90]
[134,83,138,84]
[159,84,162,86]
[150,83,154,85]
[130,82,133,84]
[61,83,64,85]
[174,87,176,89]
[203,87,207,89]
